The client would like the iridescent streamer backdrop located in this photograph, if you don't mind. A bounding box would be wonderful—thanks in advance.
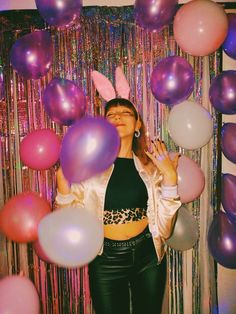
[0,7,220,314]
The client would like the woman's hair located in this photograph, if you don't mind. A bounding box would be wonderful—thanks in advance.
[104,98,150,165]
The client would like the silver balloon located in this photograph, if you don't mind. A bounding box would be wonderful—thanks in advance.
[166,206,199,251]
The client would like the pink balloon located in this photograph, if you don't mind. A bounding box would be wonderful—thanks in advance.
[170,153,205,203]
[33,240,52,263]
[20,129,61,170]
[0,192,51,242]
[173,0,228,56]
[0,275,40,314]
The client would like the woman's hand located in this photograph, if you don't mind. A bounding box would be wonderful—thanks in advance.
[145,139,180,186]
[56,167,71,194]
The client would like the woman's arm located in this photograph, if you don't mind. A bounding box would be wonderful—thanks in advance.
[55,167,85,209]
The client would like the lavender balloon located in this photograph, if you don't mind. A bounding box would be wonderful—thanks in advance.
[222,14,236,60]
[60,117,120,183]
[208,211,236,269]
[221,123,236,163]
[209,70,236,114]
[43,78,86,126]
[222,173,236,221]
[10,30,53,80]
[150,56,194,106]
[134,0,178,32]
[35,0,82,28]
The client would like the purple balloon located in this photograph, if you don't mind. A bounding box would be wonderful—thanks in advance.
[221,123,236,163]
[150,56,194,106]
[209,70,236,114]
[134,0,178,32]
[208,211,236,269]
[43,78,86,126]
[222,173,236,221]
[35,0,82,28]
[10,30,53,80]
[60,117,120,183]
[222,14,236,60]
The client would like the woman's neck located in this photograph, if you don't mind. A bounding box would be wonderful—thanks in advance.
[118,137,133,158]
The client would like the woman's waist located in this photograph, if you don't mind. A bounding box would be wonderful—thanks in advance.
[103,218,149,240]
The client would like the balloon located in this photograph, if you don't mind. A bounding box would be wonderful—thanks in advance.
[221,123,236,163]
[35,0,82,28]
[38,207,104,268]
[222,14,236,60]
[20,129,61,170]
[150,56,194,106]
[169,153,205,203]
[10,30,53,80]
[43,78,86,126]
[209,70,236,114]
[167,101,213,150]
[0,275,40,314]
[166,206,199,251]
[222,173,236,221]
[208,211,236,269]
[0,192,51,242]
[173,0,228,56]
[134,0,178,32]
[33,240,52,263]
[60,117,120,183]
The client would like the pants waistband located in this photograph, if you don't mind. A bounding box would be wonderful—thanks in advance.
[103,227,152,248]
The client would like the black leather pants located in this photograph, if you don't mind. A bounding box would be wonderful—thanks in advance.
[88,228,166,314]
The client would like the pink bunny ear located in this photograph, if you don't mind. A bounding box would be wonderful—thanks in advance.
[115,67,130,99]
[91,71,116,102]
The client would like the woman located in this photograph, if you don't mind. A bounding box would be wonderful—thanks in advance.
[56,98,181,314]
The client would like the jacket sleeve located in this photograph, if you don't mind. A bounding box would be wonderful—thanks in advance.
[54,182,85,210]
[156,184,181,240]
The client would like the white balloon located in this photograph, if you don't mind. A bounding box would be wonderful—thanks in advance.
[38,207,104,268]
[166,206,199,251]
[167,101,213,150]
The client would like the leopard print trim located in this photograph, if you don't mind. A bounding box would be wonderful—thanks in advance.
[103,207,147,225]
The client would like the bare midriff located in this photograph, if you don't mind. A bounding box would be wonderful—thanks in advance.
[103,217,149,240]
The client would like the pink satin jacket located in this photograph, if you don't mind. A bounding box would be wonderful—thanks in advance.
[55,154,181,263]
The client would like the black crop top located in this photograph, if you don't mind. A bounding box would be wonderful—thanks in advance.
[104,157,148,225]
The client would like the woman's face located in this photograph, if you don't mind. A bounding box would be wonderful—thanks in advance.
[105,105,139,139]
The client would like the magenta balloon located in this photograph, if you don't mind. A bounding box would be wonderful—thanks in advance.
[209,70,236,114]
[35,0,82,27]
[60,117,120,183]
[150,56,194,106]
[221,123,236,163]
[0,275,40,314]
[208,211,236,269]
[10,30,53,80]
[0,192,51,243]
[134,0,178,31]
[170,154,205,203]
[222,173,236,221]
[43,78,86,126]
[222,14,236,60]
[20,129,61,170]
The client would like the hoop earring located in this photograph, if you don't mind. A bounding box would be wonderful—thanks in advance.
[134,130,140,138]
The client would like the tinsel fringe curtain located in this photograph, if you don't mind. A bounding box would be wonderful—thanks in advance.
[0,6,220,314]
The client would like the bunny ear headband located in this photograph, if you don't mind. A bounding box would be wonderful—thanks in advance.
[91,66,130,102]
